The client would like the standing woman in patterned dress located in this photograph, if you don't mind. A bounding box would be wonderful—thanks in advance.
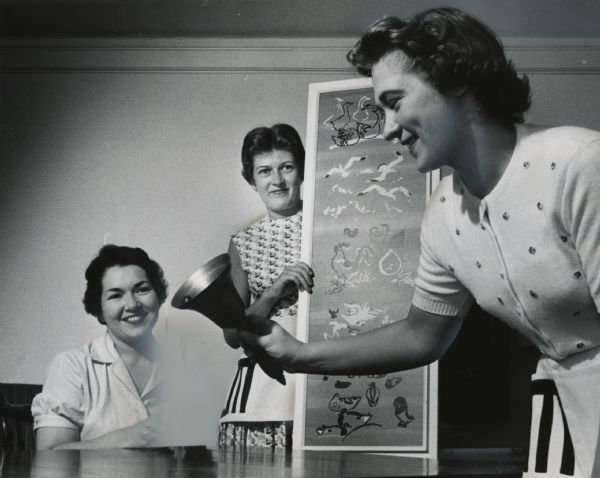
[218,123,314,448]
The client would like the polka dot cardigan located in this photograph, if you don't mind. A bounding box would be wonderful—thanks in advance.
[413,124,600,360]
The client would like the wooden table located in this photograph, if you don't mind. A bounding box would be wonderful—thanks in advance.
[0,446,524,477]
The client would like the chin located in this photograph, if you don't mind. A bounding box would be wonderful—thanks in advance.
[415,162,432,174]
[415,154,439,174]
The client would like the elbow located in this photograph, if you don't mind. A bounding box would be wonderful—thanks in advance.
[408,330,455,369]
[418,347,446,367]
[35,440,60,450]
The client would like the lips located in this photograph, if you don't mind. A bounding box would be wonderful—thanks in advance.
[269,189,288,195]
[121,314,145,324]
[399,129,418,155]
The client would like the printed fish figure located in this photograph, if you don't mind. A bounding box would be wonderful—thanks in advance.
[328,393,361,412]
[385,376,403,389]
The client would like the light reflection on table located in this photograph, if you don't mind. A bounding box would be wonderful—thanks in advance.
[0,446,523,477]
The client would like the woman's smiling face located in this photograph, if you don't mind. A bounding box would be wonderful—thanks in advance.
[100,264,160,347]
[252,149,302,218]
[373,51,466,173]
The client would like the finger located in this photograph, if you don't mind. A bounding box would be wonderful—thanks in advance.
[290,262,314,277]
[285,268,314,293]
[272,270,303,294]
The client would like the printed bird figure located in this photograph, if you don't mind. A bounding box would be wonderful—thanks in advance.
[356,184,411,200]
[325,155,366,178]
[369,152,404,182]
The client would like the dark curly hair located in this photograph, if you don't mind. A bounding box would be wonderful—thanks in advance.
[83,244,168,324]
[241,123,305,184]
[347,7,531,124]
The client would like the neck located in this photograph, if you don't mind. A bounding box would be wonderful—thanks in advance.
[109,332,158,364]
[451,119,517,199]
[267,202,302,219]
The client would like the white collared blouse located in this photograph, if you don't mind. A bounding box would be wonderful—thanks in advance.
[32,333,161,440]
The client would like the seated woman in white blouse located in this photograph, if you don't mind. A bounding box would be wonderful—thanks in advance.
[32,244,168,449]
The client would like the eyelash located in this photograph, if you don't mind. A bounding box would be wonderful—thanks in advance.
[389,98,401,111]
[107,286,151,300]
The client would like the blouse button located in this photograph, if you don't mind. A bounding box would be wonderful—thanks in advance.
[577,342,585,349]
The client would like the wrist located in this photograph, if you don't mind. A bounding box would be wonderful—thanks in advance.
[288,340,317,374]
[260,286,280,304]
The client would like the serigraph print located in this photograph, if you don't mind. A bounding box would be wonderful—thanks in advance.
[296,78,438,454]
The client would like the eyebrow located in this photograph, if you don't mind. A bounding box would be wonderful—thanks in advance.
[104,280,151,294]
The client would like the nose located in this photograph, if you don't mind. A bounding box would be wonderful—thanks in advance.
[271,170,284,185]
[124,293,139,310]
[382,114,401,142]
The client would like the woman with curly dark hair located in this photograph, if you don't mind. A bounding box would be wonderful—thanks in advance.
[240,8,600,477]
[32,244,169,449]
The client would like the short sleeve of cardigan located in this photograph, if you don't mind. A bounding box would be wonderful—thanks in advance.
[412,198,473,317]
[561,138,600,313]
[31,351,86,431]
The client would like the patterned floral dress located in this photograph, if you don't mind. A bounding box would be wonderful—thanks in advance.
[219,211,302,448]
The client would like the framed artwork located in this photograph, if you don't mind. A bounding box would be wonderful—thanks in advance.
[295,78,440,456]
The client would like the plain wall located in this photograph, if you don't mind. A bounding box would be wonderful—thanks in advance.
[1,37,599,445]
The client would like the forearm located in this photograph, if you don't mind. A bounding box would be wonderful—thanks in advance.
[290,310,462,375]
[49,425,138,450]
[245,290,280,318]
[57,428,141,450]
[40,419,160,450]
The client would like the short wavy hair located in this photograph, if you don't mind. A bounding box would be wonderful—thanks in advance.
[347,7,531,124]
[83,244,168,324]
[241,123,305,184]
